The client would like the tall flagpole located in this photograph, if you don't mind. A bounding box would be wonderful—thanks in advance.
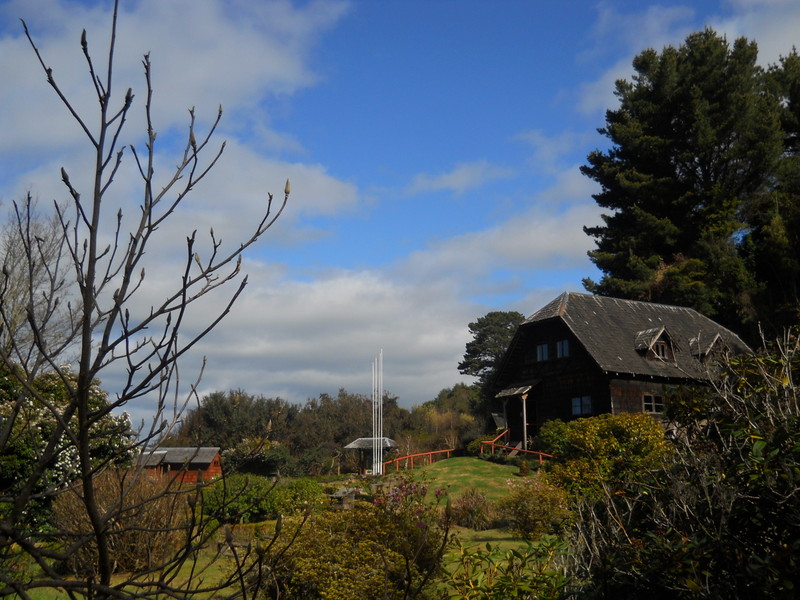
[372,350,384,475]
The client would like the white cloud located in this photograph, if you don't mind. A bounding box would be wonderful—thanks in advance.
[0,0,350,172]
[118,267,480,423]
[406,161,514,196]
[576,1,800,119]
[515,130,591,175]
[709,0,800,65]
[396,167,601,294]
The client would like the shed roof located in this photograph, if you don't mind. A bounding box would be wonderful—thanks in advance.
[137,447,220,468]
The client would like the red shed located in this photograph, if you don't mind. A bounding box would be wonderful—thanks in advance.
[138,447,222,483]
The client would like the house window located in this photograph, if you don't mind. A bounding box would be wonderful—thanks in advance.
[536,343,549,361]
[571,395,592,416]
[643,394,664,414]
[556,339,570,358]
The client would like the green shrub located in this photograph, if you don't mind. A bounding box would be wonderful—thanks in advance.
[204,475,326,523]
[439,536,571,599]
[537,419,570,456]
[260,478,327,518]
[450,488,493,530]
[497,474,571,540]
[541,413,670,499]
[202,473,276,524]
[466,434,497,456]
[255,476,451,599]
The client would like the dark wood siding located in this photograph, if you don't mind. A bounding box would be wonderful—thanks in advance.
[609,378,672,415]
[496,319,611,440]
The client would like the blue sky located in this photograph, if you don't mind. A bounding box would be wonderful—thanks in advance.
[2,0,799,424]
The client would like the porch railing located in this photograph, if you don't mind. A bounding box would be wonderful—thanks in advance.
[480,429,553,464]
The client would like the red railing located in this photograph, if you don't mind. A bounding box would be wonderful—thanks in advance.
[483,429,510,448]
[383,448,455,472]
[480,429,553,464]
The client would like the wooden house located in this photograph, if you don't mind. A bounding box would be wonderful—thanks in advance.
[491,292,750,447]
[138,447,222,484]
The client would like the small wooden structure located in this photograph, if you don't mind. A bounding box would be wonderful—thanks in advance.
[138,447,222,483]
[344,437,397,475]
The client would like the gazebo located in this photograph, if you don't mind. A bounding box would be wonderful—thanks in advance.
[344,437,397,475]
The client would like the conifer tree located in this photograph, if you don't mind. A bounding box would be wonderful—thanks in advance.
[582,29,784,338]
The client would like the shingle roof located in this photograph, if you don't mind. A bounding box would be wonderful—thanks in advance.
[520,292,750,380]
[137,447,220,467]
[343,437,398,450]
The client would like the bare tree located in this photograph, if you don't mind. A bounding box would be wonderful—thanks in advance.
[0,195,75,369]
[0,2,290,598]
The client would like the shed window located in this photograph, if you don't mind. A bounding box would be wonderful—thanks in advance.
[643,394,664,414]
[556,339,570,358]
[571,396,592,416]
[536,343,549,361]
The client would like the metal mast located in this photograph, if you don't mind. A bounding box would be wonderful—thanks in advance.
[372,350,383,475]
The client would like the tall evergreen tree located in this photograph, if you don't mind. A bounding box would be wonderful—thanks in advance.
[743,50,800,335]
[582,29,784,339]
[458,311,525,389]
[458,310,525,430]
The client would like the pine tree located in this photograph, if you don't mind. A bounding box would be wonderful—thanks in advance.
[743,50,800,335]
[582,29,784,338]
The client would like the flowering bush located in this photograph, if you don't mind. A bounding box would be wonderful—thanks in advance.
[0,367,134,527]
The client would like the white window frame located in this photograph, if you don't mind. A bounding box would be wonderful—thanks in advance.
[643,394,664,414]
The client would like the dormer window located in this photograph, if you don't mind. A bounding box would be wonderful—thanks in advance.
[652,341,669,359]
[635,327,675,362]
[690,333,724,363]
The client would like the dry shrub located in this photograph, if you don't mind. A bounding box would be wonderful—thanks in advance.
[450,488,493,531]
[497,474,571,540]
[51,469,192,575]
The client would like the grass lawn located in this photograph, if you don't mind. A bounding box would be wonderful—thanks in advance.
[19,543,235,600]
[400,456,536,552]
[18,458,532,599]
[407,456,521,502]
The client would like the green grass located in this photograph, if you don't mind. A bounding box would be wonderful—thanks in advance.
[408,456,520,502]
[402,456,535,552]
[18,458,530,599]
